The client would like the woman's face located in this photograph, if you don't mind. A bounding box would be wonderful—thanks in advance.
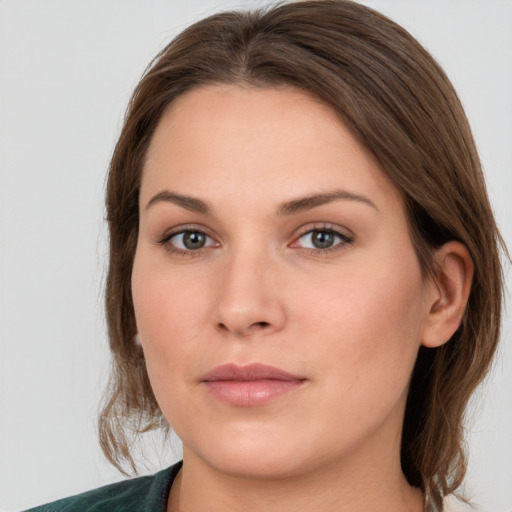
[132,85,434,479]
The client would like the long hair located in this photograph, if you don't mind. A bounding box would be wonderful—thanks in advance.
[99,1,505,507]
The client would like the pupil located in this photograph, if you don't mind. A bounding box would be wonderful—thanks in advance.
[184,232,205,249]
[312,230,334,249]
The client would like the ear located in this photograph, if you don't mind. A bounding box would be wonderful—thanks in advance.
[421,241,474,348]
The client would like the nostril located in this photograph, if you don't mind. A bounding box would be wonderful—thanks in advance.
[215,320,273,335]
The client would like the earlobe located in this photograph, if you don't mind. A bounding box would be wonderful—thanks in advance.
[421,241,474,348]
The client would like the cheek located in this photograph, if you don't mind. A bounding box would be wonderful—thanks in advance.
[131,251,211,385]
[296,254,425,399]
[131,265,209,429]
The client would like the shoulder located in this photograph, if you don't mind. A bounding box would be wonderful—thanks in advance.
[24,462,182,512]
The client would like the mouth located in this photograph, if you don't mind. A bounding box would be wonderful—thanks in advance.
[200,363,307,407]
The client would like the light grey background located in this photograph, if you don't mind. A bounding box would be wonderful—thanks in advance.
[0,1,511,511]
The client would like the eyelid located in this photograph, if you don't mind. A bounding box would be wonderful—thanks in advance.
[156,224,220,254]
[154,222,354,255]
[288,222,355,251]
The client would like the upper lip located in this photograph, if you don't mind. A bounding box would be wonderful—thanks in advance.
[201,363,306,382]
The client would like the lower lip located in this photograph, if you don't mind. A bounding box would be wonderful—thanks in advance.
[203,379,305,407]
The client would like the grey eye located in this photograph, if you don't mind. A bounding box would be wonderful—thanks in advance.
[310,230,336,249]
[297,229,340,250]
[182,232,206,249]
[293,228,353,251]
[170,231,214,251]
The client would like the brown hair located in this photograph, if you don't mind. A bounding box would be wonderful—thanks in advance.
[99,0,505,507]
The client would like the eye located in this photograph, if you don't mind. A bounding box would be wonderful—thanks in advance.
[160,229,218,253]
[291,227,353,251]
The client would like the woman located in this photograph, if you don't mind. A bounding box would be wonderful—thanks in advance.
[26,1,505,511]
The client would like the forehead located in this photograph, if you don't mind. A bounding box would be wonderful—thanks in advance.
[141,85,402,214]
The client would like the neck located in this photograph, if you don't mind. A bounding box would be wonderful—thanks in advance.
[167,444,424,512]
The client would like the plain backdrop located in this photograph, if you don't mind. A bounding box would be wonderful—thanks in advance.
[0,1,511,511]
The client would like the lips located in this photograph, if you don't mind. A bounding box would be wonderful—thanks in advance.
[200,363,307,407]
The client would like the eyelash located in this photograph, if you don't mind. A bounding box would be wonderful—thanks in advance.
[156,227,217,257]
[156,224,354,256]
[291,225,355,254]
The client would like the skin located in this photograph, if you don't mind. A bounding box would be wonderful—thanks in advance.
[132,85,473,512]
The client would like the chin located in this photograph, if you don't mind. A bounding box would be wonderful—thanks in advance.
[184,426,312,480]
[209,450,305,480]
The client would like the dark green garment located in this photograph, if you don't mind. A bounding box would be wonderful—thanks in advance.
[25,461,182,512]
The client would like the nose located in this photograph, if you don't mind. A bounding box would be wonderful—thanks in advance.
[213,246,287,338]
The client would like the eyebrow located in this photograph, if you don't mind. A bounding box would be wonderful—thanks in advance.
[144,188,378,215]
[278,189,379,216]
[145,190,211,214]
